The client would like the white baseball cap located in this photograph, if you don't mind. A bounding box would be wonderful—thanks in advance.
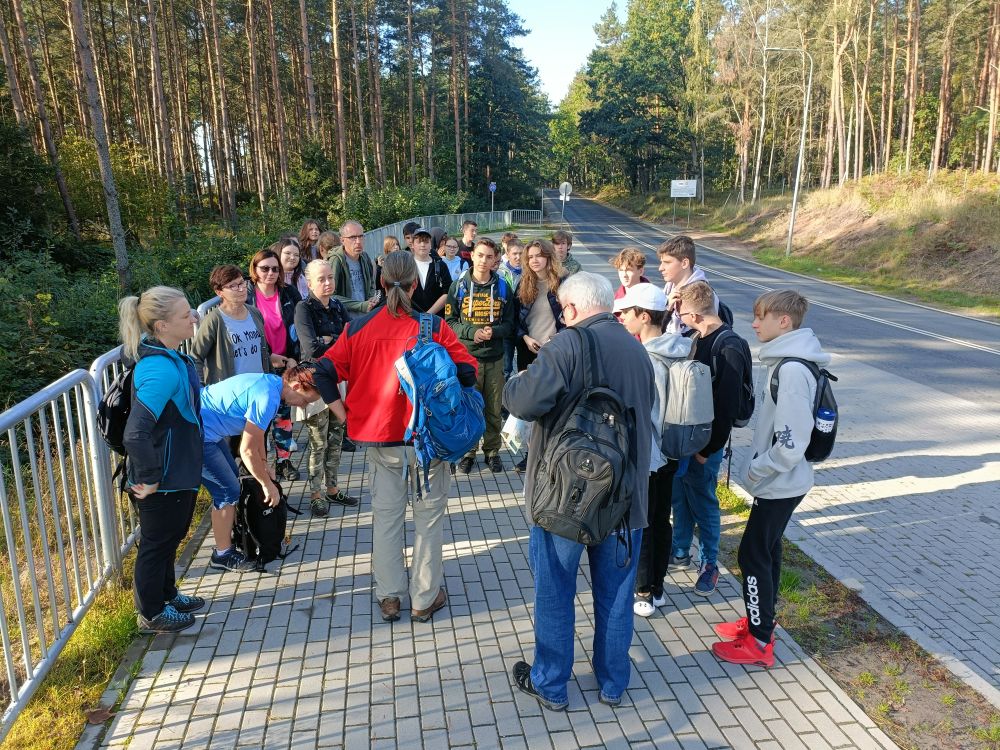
[612,283,668,313]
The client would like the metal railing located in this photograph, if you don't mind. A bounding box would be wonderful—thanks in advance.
[0,205,541,739]
[0,370,119,740]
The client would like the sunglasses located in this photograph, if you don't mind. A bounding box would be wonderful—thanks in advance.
[257,265,280,273]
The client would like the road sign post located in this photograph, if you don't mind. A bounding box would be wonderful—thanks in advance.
[489,181,496,212]
[670,180,698,227]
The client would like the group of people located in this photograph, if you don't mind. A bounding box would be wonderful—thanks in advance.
[117,218,830,713]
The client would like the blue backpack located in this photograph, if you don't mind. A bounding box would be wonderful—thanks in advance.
[395,315,486,489]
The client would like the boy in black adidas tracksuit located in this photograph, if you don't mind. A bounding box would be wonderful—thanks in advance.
[410,226,452,315]
[711,290,830,668]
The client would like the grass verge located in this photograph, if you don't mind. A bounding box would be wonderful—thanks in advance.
[1,491,212,750]
[716,482,1000,750]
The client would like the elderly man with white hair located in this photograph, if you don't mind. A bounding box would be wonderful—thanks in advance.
[329,220,378,320]
[502,271,655,712]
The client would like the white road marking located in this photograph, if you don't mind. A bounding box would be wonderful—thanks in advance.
[608,225,1000,357]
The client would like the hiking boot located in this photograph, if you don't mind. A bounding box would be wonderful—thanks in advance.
[379,597,401,622]
[514,456,528,473]
[411,589,447,623]
[511,661,568,712]
[328,490,359,507]
[712,630,775,668]
[310,495,329,517]
[210,547,252,573]
[341,435,357,453]
[485,454,503,473]
[276,459,300,482]
[695,563,719,596]
[137,604,195,634]
[166,593,205,613]
[457,456,475,474]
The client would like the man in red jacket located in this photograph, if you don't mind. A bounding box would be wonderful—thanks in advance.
[321,252,478,624]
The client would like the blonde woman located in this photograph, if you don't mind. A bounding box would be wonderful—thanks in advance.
[293,260,357,516]
[119,286,204,633]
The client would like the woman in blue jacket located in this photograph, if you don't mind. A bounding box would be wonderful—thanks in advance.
[119,286,204,634]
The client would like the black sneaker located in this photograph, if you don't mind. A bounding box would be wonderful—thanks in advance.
[276,459,300,482]
[511,661,568,712]
[137,604,195,634]
[328,490,359,507]
[457,456,475,474]
[310,495,329,517]
[210,547,253,573]
[514,456,528,473]
[166,593,206,613]
[485,455,503,472]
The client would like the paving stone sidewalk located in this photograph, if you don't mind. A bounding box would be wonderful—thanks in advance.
[82,445,896,750]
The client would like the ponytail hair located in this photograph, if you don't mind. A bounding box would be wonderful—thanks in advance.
[380,252,417,318]
[118,286,188,361]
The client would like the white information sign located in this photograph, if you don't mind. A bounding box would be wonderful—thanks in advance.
[670,179,698,198]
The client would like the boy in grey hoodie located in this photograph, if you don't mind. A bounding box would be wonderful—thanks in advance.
[711,290,831,668]
[614,283,692,617]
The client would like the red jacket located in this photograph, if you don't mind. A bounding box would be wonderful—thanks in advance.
[323,306,478,445]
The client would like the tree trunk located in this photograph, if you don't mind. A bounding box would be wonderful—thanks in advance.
[348,0,370,188]
[367,0,386,184]
[68,0,130,291]
[10,0,81,240]
[299,0,319,138]
[450,0,462,193]
[205,0,237,223]
[264,0,288,186]
[330,0,349,197]
[146,0,177,193]
[0,11,29,130]
[406,0,416,183]
[903,0,920,171]
[244,0,266,208]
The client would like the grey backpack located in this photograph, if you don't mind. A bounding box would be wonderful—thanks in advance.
[530,327,637,552]
[659,354,714,459]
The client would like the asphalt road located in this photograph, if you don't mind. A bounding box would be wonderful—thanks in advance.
[546,191,1000,405]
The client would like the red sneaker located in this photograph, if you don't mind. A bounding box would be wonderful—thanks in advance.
[713,617,749,641]
[712,630,775,668]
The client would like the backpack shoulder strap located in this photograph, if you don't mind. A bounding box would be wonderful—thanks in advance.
[709,328,737,380]
[417,313,434,346]
[768,357,821,403]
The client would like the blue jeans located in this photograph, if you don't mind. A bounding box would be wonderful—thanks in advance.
[670,447,724,566]
[528,525,643,705]
[201,439,240,510]
[503,338,515,380]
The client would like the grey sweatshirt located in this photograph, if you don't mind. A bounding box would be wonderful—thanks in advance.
[644,333,694,471]
[741,327,831,500]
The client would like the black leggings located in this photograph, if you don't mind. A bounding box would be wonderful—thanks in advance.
[134,489,197,619]
[737,494,804,642]
[515,337,537,372]
[635,462,678,596]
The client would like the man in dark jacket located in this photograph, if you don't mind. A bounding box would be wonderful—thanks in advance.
[502,271,654,712]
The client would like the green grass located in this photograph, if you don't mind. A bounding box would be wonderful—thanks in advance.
[1,491,211,750]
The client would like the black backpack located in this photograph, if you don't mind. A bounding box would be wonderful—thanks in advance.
[769,358,839,462]
[710,328,756,427]
[233,464,301,571]
[529,327,637,555]
[97,366,136,457]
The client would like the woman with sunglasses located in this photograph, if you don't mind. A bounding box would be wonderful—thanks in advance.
[246,248,303,482]
[189,264,277,386]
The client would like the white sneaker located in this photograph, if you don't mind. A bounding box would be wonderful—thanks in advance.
[651,592,668,608]
[633,596,655,617]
